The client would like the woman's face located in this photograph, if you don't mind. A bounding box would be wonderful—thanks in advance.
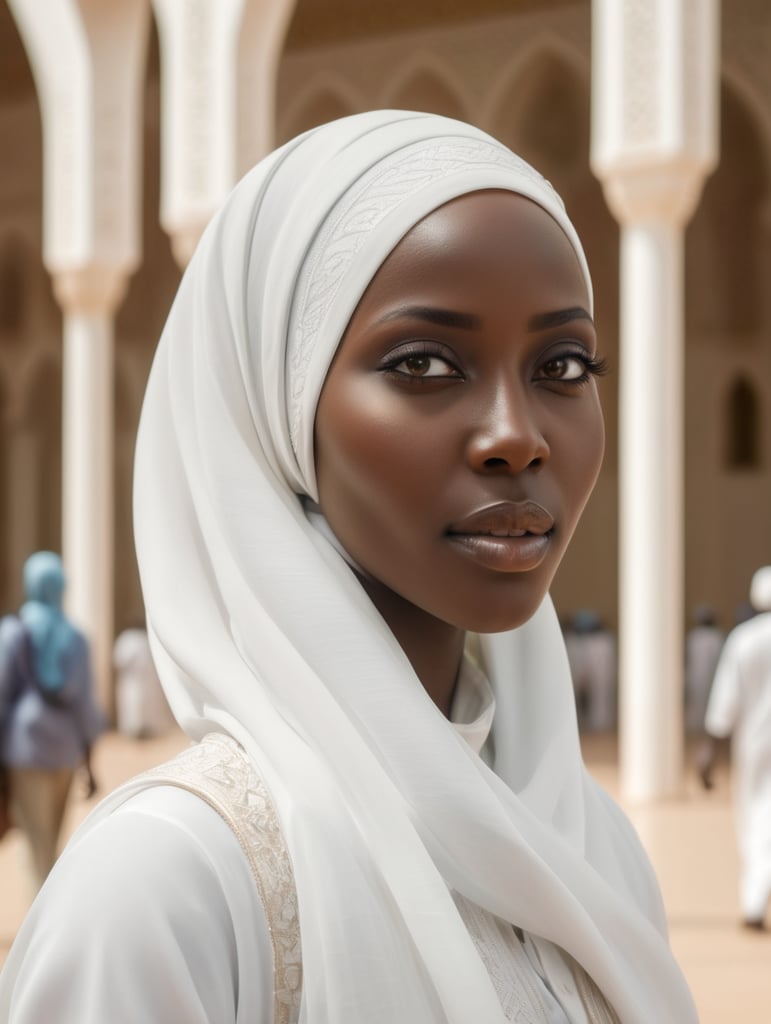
[314,189,604,633]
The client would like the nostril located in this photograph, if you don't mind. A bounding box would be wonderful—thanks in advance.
[481,455,543,470]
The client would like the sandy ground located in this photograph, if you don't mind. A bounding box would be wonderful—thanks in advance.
[1,730,768,1021]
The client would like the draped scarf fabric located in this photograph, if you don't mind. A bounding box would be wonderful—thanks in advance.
[131,111,697,1022]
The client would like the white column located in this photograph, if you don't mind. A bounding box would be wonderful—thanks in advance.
[55,269,127,718]
[618,198,686,801]
[152,0,295,267]
[591,1,720,801]
[8,0,150,714]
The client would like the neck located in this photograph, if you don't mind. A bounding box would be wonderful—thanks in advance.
[358,575,465,717]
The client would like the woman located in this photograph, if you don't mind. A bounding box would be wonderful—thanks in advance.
[0,551,104,893]
[0,112,697,1023]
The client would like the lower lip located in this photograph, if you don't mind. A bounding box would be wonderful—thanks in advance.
[446,532,552,572]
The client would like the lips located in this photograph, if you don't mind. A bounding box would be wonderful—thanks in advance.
[445,500,554,572]
[447,500,555,537]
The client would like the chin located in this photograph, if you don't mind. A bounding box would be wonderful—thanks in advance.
[451,589,550,635]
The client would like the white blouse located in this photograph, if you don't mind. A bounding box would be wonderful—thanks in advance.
[449,658,589,1024]
[0,660,590,1023]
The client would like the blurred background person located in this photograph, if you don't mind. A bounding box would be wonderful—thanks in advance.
[565,609,617,732]
[0,552,105,894]
[698,566,771,931]
[734,601,758,627]
[113,621,175,739]
[684,604,724,735]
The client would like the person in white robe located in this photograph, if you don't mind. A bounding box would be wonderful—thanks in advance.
[684,605,724,735]
[698,567,771,930]
[0,111,698,1023]
[113,624,175,738]
[564,611,617,732]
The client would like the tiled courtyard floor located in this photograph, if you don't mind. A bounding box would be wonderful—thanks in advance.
[1,730,768,1021]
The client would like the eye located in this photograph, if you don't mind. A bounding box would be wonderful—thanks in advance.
[538,350,607,384]
[392,353,459,378]
[380,342,463,381]
[540,354,588,381]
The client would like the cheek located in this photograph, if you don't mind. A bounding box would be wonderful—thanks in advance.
[556,397,605,524]
[315,388,418,528]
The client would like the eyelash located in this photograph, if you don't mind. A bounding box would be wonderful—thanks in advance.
[540,352,609,386]
[380,342,608,385]
[380,342,461,381]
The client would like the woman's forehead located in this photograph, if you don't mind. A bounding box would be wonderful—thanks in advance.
[354,190,590,312]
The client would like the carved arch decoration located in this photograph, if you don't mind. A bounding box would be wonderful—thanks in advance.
[379,52,469,123]
[686,74,771,337]
[278,72,363,144]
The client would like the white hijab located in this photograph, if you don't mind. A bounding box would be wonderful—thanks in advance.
[133,111,697,1023]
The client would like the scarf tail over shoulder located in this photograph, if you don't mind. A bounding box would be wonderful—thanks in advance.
[127,111,696,1023]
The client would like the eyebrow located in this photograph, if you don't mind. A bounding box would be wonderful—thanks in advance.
[376,305,482,331]
[528,306,594,331]
[375,304,594,333]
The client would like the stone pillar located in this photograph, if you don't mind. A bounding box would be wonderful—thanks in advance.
[8,0,150,714]
[55,268,127,719]
[152,0,295,267]
[591,0,720,801]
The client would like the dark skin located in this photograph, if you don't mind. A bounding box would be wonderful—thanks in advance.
[314,191,605,715]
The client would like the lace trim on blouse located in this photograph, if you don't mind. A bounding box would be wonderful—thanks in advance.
[138,732,302,1024]
[136,731,620,1024]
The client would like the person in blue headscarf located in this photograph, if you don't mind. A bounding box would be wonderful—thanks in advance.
[0,551,106,893]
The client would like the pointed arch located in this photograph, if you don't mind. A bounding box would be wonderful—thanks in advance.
[116,68,181,353]
[278,73,362,144]
[686,76,771,336]
[380,54,468,122]
[485,37,590,180]
[718,67,771,179]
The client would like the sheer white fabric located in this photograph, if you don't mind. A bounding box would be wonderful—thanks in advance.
[0,787,271,1023]
[1,664,585,1023]
[5,112,697,1023]
[453,894,579,1024]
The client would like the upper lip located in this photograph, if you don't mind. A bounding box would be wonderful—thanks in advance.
[446,500,555,537]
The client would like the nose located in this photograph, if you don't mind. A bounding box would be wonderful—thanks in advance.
[465,383,550,474]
